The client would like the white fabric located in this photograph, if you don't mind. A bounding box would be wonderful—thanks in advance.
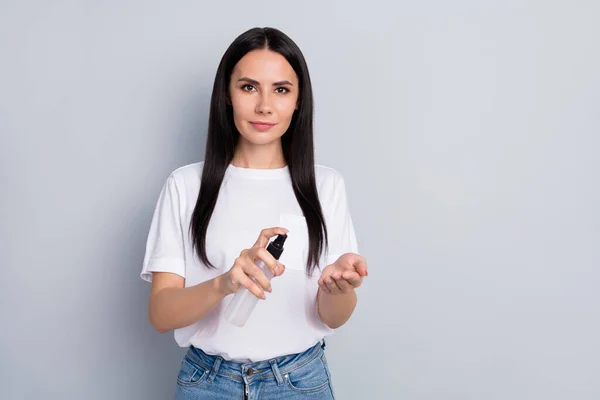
[141,162,359,362]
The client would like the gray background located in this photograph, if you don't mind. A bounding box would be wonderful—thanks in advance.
[1,1,598,399]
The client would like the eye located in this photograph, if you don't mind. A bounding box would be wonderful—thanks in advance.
[241,84,256,92]
[275,87,289,94]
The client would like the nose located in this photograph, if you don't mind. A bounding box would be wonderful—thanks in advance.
[255,91,273,115]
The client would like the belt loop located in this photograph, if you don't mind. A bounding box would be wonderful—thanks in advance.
[269,359,284,385]
[207,356,222,383]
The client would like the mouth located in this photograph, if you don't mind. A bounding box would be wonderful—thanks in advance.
[249,121,277,132]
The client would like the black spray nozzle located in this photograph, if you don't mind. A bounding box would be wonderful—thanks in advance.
[266,234,287,260]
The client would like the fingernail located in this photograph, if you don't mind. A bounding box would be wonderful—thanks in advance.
[275,265,282,275]
[261,294,267,300]
[267,286,272,293]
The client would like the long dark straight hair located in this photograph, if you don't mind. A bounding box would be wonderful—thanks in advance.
[189,27,328,275]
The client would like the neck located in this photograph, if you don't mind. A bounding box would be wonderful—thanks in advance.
[231,138,286,169]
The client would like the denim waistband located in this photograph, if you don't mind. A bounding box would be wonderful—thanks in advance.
[184,340,326,385]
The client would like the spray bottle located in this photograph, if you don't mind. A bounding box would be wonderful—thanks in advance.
[223,234,287,327]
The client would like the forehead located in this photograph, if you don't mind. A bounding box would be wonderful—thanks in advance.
[232,49,297,83]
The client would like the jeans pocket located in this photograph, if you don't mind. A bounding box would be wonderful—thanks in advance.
[284,355,331,394]
[176,358,208,387]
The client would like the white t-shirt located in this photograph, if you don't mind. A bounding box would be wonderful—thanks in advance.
[140,162,359,362]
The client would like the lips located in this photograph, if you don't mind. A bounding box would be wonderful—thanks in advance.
[249,121,276,132]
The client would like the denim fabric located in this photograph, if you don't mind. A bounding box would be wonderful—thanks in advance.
[174,340,335,399]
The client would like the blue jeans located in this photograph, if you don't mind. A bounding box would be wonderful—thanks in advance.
[174,340,335,399]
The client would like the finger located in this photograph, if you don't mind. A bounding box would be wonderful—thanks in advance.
[318,280,331,295]
[275,264,286,276]
[232,269,266,300]
[325,277,341,295]
[252,247,281,276]
[318,269,333,287]
[342,271,363,288]
[330,270,342,280]
[332,276,354,293]
[241,261,273,293]
[353,257,368,277]
[253,227,289,248]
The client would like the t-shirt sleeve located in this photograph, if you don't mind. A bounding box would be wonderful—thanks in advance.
[325,174,360,266]
[140,174,186,282]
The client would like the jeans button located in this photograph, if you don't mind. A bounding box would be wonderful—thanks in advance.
[247,368,254,376]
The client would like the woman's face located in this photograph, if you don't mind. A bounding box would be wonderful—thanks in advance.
[229,49,299,146]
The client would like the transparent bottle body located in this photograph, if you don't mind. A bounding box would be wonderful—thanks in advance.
[223,259,275,327]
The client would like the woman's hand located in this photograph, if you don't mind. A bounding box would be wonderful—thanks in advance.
[221,227,288,299]
[318,253,368,295]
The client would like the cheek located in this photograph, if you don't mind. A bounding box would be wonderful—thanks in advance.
[230,97,253,120]
[275,97,298,118]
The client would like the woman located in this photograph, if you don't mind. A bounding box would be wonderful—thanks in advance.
[141,26,368,399]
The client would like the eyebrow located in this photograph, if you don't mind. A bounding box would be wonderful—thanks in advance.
[237,77,294,86]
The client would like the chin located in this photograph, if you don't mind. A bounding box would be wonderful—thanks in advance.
[239,131,284,145]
